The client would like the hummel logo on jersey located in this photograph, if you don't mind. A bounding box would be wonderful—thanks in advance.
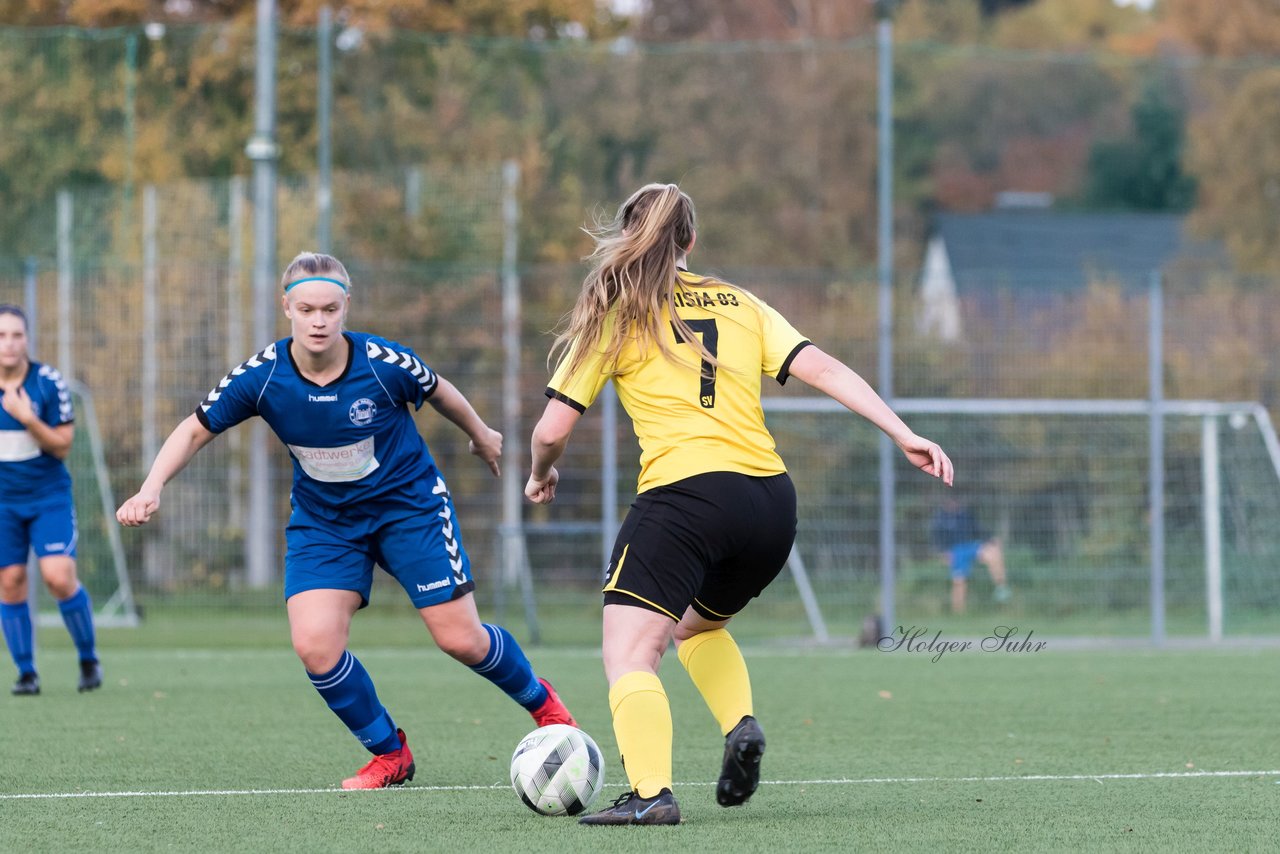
[308,393,338,402]
[416,579,451,593]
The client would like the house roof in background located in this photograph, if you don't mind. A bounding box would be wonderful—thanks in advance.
[932,211,1221,292]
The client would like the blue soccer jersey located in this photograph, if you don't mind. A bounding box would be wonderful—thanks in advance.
[194,332,442,516]
[0,361,74,503]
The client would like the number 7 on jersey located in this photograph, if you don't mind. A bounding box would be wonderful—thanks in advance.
[671,318,718,408]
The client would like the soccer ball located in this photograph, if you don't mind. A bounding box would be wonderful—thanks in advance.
[510,724,605,816]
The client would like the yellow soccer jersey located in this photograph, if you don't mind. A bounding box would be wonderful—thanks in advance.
[547,271,812,493]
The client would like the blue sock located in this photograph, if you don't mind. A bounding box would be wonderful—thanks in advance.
[470,624,548,711]
[0,601,36,676]
[57,586,97,663]
[307,651,400,755]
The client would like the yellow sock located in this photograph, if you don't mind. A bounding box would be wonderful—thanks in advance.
[677,628,752,736]
[608,671,673,798]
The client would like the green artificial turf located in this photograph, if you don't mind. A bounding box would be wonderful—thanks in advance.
[3,616,1277,852]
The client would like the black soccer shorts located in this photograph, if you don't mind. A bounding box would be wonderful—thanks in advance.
[601,471,797,621]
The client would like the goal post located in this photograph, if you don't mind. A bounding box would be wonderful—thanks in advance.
[761,396,1280,641]
[33,382,139,628]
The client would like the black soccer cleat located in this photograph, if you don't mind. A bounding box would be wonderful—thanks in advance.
[12,671,40,696]
[578,788,681,825]
[717,715,765,807]
[78,659,102,693]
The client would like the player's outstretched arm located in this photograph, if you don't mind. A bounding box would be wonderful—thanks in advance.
[787,345,954,486]
[426,376,502,477]
[116,414,217,527]
[525,398,582,504]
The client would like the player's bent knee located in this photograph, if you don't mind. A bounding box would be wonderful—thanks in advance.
[434,627,489,665]
[673,611,731,644]
[0,566,27,599]
[37,558,79,598]
[44,578,79,600]
[602,642,666,681]
[296,648,344,674]
[291,637,346,674]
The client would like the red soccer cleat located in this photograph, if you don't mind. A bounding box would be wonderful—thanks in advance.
[341,728,416,790]
[530,677,578,728]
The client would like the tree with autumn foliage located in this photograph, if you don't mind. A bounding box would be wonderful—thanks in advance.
[0,0,613,35]
[1159,0,1280,272]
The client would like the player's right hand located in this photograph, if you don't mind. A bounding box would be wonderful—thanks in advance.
[0,385,35,426]
[116,491,160,527]
[524,467,558,505]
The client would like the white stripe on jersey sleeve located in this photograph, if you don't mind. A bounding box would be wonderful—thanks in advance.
[37,364,74,424]
[199,342,278,413]
[365,340,438,398]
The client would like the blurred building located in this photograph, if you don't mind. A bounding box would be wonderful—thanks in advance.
[918,198,1224,342]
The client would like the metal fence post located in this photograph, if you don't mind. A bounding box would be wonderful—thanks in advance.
[246,0,279,588]
[227,177,246,534]
[1201,414,1222,642]
[56,189,73,384]
[876,8,896,635]
[23,257,37,356]
[1149,270,1165,645]
[317,6,333,252]
[501,160,539,640]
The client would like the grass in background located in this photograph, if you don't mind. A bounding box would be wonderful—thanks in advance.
[49,568,1275,652]
[3,614,1278,853]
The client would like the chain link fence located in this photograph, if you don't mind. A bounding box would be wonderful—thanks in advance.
[2,28,1279,639]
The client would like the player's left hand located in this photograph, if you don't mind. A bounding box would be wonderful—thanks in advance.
[469,426,502,477]
[897,433,954,486]
[0,385,35,426]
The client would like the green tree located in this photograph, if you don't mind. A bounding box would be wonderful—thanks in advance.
[1083,82,1196,211]
[1187,67,1280,272]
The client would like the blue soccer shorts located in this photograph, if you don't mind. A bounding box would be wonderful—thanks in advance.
[0,491,78,567]
[948,541,984,580]
[283,473,475,609]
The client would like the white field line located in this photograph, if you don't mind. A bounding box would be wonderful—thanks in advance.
[3,769,1276,801]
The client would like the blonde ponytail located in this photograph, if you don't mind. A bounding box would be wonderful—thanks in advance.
[551,183,717,380]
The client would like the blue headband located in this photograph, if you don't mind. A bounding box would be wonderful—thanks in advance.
[284,276,349,293]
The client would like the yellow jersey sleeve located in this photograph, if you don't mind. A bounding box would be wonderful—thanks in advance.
[748,293,811,383]
[546,330,610,412]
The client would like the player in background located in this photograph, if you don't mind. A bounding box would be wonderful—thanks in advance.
[0,304,102,696]
[930,494,1010,613]
[116,252,575,789]
[526,184,953,825]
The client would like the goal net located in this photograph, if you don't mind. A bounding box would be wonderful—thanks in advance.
[753,397,1280,640]
[33,383,138,628]
[514,394,1280,641]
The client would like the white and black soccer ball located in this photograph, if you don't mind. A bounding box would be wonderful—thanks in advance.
[510,724,605,816]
